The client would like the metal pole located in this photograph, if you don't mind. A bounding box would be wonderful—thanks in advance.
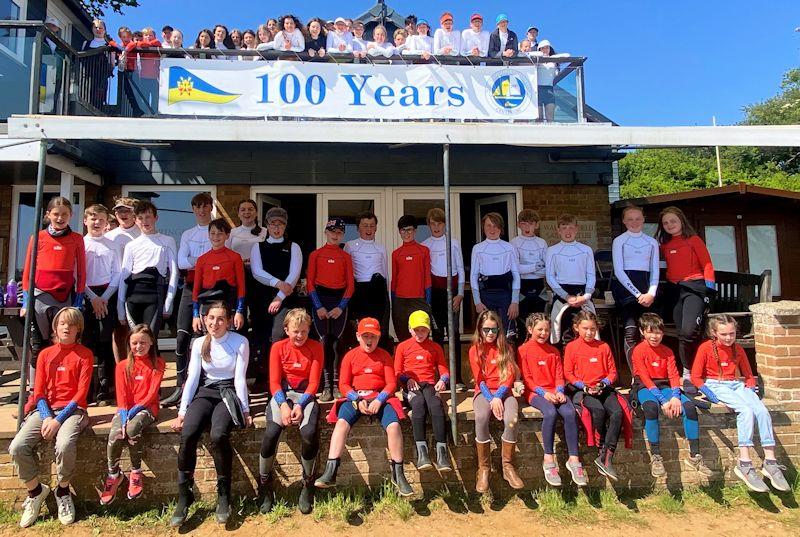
[443,143,458,445]
[713,116,723,187]
[16,139,48,431]
[28,28,44,115]
[575,64,586,123]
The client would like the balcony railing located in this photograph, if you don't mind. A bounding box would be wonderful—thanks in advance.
[1,21,589,123]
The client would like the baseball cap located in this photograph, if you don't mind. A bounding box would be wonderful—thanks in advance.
[470,13,483,21]
[45,17,62,29]
[527,25,539,33]
[357,317,381,336]
[440,12,454,24]
[416,19,430,28]
[495,13,509,25]
[112,200,136,211]
[325,217,346,231]
[538,39,551,49]
[408,310,431,330]
[266,207,288,224]
[334,17,346,24]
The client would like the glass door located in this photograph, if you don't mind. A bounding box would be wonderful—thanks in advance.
[475,194,517,242]
[320,191,387,247]
[746,225,781,296]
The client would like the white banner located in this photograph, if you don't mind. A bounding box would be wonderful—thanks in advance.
[159,58,539,120]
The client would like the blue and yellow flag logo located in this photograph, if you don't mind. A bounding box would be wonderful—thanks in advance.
[167,66,240,105]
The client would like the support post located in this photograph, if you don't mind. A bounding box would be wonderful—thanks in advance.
[443,143,458,445]
[16,139,48,431]
[575,65,586,123]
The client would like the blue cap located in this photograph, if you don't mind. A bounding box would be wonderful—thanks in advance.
[416,19,430,27]
[325,217,346,231]
[496,13,509,25]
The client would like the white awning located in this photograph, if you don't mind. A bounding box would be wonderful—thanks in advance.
[8,115,800,147]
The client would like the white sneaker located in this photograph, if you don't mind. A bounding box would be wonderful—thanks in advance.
[55,490,76,525]
[19,484,50,528]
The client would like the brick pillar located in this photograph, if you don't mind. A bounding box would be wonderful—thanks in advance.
[751,301,800,410]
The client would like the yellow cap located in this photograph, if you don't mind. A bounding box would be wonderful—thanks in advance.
[408,310,431,330]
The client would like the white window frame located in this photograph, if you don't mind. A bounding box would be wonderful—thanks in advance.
[8,182,85,280]
[0,0,27,61]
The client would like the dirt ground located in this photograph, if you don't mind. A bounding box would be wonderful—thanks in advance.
[1,486,798,537]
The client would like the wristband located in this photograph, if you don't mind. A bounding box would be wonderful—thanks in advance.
[556,385,565,394]
[671,387,682,400]
[54,401,78,424]
[704,280,716,290]
[573,381,585,390]
[699,385,719,404]
[273,390,287,405]
[192,302,200,318]
[650,386,666,405]
[299,393,313,409]
[117,408,129,426]
[128,404,144,420]
[534,387,545,397]
[72,292,84,309]
[494,385,509,400]
[309,291,323,310]
[425,288,432,305]
[479,382,493,400]
[346,390,359,402]
[236,297,246,314]
[601,377,612,388]
[338,297,350,311]
[398,373,409,383]
[376,391,389,404]
[36,398,54,419]
[439,374,450,385]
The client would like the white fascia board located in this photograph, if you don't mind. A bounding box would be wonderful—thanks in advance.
[0,138,39,161]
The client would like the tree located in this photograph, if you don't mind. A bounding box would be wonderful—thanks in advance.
[81,1,140,18]
[619,68,800,198]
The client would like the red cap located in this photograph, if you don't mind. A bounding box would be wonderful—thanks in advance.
[470,13,483,21]
[357,317,381,336]
[440,12,454,23]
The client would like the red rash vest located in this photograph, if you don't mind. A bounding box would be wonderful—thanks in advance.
[269,337,324,396]
[468,342,516,391]
[192,246,246,302]
[22,230,86,302]
[661,235,715,284]
[25,342,93,414]
[391,241,432,298]
[691,340,755,389]
[306,243,355,297]
[631,341,681,389]
[519,339,564,396]
[563,338,617,387]
[393,338,449,385]
[115,356,166,417]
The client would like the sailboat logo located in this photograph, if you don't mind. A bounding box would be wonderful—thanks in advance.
[167,66,241,105]
[489,71,532,114]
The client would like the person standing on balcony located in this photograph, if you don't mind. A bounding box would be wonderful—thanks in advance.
[274,15,306,53]
[124,27,161,115]
[250,207,303,392]
[161,25,173,49]
[488,14,518,58]
[351,20,368,57]
[116,26,142,117]
[530,40,569,122]
[81,20,117,115]
[657,206,715,392]
[433,12,462,56]
[305,18,327,58]
[403,19,433,59]
[161,193,213,408]
[230,29,243,49]
[240,29,259,59]
[367,25,397,57]
[326,17,353,53]
[461,13,490,57]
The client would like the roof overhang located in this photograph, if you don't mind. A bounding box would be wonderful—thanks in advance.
[7,115,800,147]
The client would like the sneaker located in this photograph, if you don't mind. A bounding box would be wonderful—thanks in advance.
[682,370,698,396]
[127,469,144,499]
[685,454,714,477]
[542,462,562,487]
[55,489,76,525]
[650,455,666,477]
[100,473,125,505]
[319,388,333,403]
[19,484,50,528]
[734,461,769,493]
[594,449,619,482]
[762,461,791,492]
[566,461,588,487]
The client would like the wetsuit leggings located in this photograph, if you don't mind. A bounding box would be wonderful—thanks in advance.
[392,297,431,345]
[350,276,392,351]
[260,393,319,461]
[431,282,461,384]
[83,286,117,398]
[312,287,348,392]
[125,289,164,336]
[178,388,235,479]
[480,288,513,338]
[638,387,699,446]
[174,285,197,387]
[30,290,70,369]
[670,283,707,371]
[620,301,647,371]
[518,279,546,330]
[555,284,586,345]
[406,383,447,443]
[573,389,623,452]
[530,395,579,456]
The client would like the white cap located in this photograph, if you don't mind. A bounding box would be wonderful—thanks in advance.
[45,16,62,29]
[538,39,551,49]
[334,17,346,24]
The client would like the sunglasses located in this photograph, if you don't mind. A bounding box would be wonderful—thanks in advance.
[482,327,499,335]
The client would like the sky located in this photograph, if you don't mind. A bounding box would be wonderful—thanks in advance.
[105,0,800,126]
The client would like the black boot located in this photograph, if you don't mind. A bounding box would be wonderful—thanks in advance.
[314,458,340,488]
[169,472,195,528]
[215,477,231,524]
[298,457,317,515]
[594,447,619,481]
[435,442,452,472]
[415,442,432,470]
[258,475,274,514]
[161,369,185,407]
[391,460,413,497]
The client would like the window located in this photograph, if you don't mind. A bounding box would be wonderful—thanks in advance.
[0,0,22,54]
[747,225,781,296]
[704,225,737,272]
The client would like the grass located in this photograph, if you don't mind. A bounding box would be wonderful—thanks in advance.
[312,488,366,523]
[641,490,685,514]
[534,488,596,523]
[368,482,415,521]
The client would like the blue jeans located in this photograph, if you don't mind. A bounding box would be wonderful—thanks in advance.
[337,400,399,430]
[705,380,774,448]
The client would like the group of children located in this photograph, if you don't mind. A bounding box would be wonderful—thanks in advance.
[9,195,792,528]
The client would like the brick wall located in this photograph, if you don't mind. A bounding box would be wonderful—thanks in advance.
[752,301,800,411]
[0,403,797,507]
[522,185,612,250]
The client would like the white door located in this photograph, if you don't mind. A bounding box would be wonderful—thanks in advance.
[475,194,517,241]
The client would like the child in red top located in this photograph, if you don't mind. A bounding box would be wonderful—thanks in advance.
[307,217,354,401]
[691,314,789,493]
[192,218,246,333]
[260,309,324,515]
[469,310,522,492]
[316,318,412,497]
[10,307,92,527]
[563,311,622,481]
[519,313,586,487]
[21,196,86,370]
[394,310,450,472]
[391,214,432,340]
[656,206,715,380]
[632,313,712,479]
[101,325,165,506]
